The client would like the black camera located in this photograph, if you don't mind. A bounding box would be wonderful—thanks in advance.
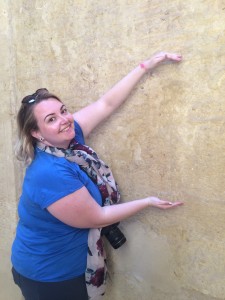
[101,222,126,249]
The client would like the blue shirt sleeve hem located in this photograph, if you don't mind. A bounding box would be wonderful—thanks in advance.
[40,184,84,209]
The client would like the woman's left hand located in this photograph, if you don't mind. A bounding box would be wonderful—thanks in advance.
[143,52,182,72]
[148,196,183,210]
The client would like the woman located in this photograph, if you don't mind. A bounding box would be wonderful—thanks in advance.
[11,52,183,300]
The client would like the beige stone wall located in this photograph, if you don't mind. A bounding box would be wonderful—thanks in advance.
[1,1,225,299]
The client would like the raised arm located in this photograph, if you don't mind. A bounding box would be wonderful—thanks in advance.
[74,52,182,138]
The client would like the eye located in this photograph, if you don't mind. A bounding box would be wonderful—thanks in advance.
[62,107,68,114]
[48,117,56,122]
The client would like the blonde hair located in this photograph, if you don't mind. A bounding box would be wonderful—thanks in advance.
[15,89,61,165]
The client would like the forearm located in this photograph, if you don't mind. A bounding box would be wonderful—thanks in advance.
[95,195,182,228]
[99,51,182,111]
[95,197,150,228]
[99,64,147,111]
[74,64,148,137]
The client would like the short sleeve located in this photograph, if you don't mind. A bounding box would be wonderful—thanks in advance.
[29,158,84,209]
[74,121,85,144]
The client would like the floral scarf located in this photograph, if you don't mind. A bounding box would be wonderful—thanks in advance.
[37,139,120,300]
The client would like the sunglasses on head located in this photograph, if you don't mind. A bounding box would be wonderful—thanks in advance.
[21,88,49,104]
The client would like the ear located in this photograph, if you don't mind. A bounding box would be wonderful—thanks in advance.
[31,129,40,140]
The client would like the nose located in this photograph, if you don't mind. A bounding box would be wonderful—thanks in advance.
[59,115,68,123]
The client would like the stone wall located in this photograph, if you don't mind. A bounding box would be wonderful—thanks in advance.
[1,1,225,299]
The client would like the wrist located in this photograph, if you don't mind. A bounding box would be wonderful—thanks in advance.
[139,62,153,74]
[140,63,147,70]
[139,63,148,73]
[146,197,152,207]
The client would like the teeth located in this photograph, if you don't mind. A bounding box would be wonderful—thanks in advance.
[61,125,70,132]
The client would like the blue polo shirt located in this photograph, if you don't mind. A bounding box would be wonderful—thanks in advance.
[11,122,102,282]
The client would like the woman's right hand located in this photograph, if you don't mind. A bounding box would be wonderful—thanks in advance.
[148,196,183,210]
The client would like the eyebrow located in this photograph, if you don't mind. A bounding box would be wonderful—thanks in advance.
[44,104,65,121]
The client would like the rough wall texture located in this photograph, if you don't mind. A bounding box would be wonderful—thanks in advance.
[1,1,225,299]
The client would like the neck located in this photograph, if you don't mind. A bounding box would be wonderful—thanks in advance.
[37,140,72,150]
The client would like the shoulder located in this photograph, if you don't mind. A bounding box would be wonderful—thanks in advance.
[74,120,85,144]
[24,151,84,207]
[28,150,81,184]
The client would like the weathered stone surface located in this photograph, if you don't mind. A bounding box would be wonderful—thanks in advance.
[1,0,225,299]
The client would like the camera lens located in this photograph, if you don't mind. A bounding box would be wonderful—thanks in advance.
[101,223,126,249]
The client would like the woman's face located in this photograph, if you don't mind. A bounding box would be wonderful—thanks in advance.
[31,98,75,149]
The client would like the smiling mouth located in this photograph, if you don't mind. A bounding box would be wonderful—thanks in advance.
[60,124,72,133]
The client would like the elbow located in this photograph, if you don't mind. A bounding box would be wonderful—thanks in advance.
[90,207,109,228]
